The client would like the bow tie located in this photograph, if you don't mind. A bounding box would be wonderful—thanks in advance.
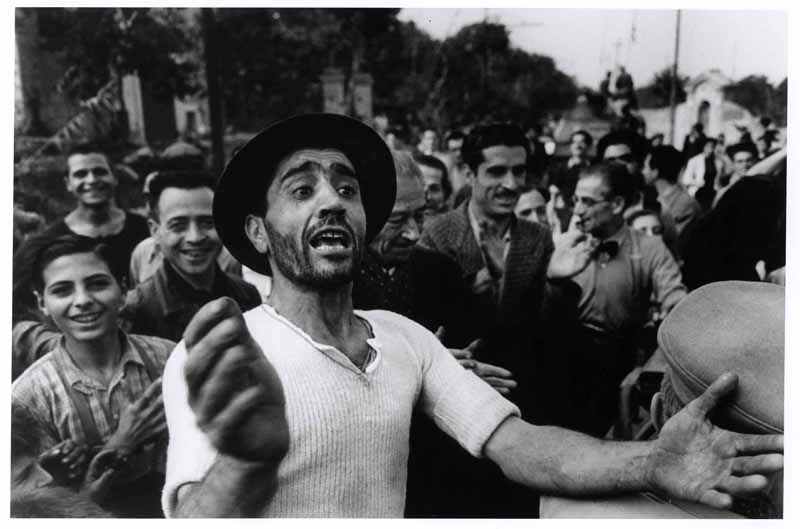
[594,240,619,263]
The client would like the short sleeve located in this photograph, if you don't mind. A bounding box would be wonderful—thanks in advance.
[161,340,219,518]
[414,327,519,457]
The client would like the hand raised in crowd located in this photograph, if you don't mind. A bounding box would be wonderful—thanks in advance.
[645,373,784,509]
[546,230,597,279]
[435,327,518,396]
[183,297,289,464]
[81,449,122,503]
[104,377,166,456]
[39,438,89,485]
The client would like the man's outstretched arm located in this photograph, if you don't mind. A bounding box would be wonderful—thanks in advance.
[485,373,783,509]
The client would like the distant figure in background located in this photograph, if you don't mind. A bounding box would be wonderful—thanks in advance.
[715,142,759,206]
[681,123,707,164]
[416,128,438,156]
[546,130,593,233]
[756,129,779,160]
[682,138,731,199]
[515,187,550,228]
[627,208,664,238]
[644,145,701,238]
[13,143,150,323]
[524,124,551,188]
[599,136,647,220]
[444,130,470,197]
[415,154,452,218]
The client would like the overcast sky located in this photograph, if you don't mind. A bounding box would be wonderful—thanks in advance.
[398,8,787,89]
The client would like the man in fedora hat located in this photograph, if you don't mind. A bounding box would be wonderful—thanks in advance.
[160,113,783,518]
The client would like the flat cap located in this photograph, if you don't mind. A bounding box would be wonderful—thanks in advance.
[658,281,784,434]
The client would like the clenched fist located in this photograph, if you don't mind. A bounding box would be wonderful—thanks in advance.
[183,297,289,464]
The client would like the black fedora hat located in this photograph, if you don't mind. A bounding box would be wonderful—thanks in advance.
[213,113,396,275]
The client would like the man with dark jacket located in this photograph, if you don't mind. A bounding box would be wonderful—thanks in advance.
[123,171,260,341]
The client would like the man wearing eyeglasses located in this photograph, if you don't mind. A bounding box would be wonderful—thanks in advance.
[565,161,687,437]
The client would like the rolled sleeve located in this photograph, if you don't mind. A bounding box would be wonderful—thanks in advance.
[417,333,519,457]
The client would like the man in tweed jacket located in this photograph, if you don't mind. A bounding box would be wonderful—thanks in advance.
[417,123,595,516]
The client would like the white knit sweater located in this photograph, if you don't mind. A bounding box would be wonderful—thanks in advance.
[162,304,519,518]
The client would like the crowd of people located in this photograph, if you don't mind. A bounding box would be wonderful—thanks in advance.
[10,106,785,518]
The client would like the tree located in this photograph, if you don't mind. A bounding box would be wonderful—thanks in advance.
[35,8,200,100]
[636,66,688,109]
[724,75,786,126]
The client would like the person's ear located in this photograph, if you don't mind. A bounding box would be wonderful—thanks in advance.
[147,217,159,238]
[611,195,626,216]
[464,165,476,185]
[245,215,270,255]
[34,290,49,317]
[650,392,665,432]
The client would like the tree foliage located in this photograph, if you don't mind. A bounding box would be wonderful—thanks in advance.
[724,75,786,126]
[34,7,200,100]
[636,66,688,108]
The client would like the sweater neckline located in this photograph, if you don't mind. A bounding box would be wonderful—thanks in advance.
[258,303,383,376]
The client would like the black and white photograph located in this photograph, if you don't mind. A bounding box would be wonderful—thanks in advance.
[8,3,790,520]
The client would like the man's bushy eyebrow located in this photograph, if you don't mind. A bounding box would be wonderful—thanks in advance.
[280,160,356,182]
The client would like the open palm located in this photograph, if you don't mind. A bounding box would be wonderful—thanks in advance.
[646,373,783,509]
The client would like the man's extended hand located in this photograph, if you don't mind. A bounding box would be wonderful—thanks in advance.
[183,297,289,464]
[546,230,597,279]
[646,373,784,509]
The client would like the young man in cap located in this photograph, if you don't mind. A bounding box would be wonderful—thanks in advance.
[161,113,783,518]
[542,281,784,518]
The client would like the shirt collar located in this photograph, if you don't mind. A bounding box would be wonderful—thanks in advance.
[54,331,144,390]
[467,200,514,247]
[157,259,227,315]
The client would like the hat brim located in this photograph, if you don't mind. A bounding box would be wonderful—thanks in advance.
[213,113,396,276]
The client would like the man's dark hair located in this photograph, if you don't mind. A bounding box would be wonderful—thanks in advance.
[445,129,466,144]
[579,161,638,207]
[691,123,704,134]
[66,142,109,159]
[462,122,529,175]
[727,142,759,160]
[703,137,718,149]
[147,170,216,220]
[571,129,594,147]
[414,154,452,200]
[11,403,47,460]
[536,186,551,202]
[626,208,662,227]
[598,130,646,163]
[32,235,121,293]
[647,145,684,183]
